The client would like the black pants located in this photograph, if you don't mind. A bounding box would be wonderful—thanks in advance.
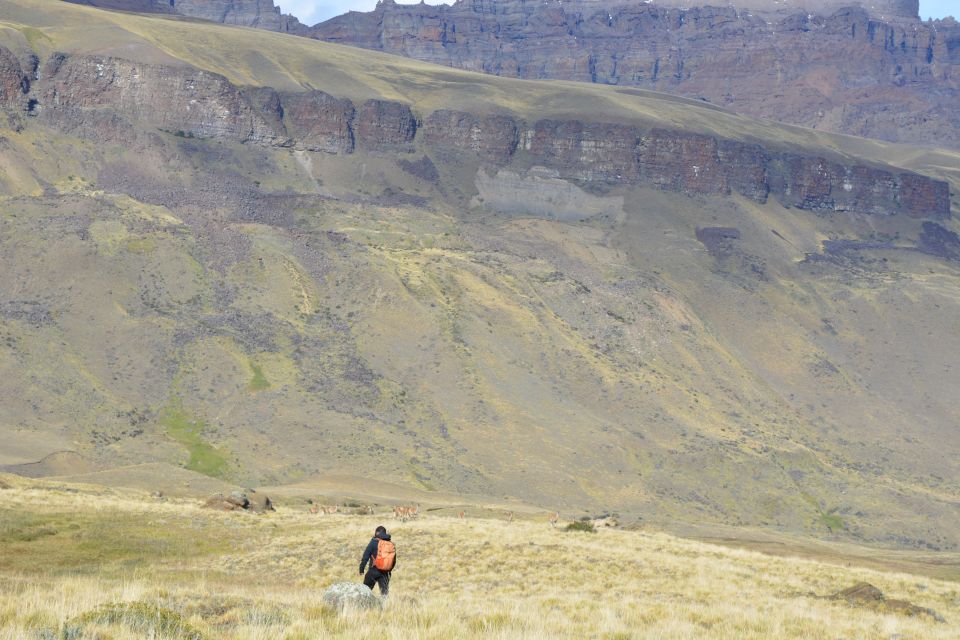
[363,567,390,595]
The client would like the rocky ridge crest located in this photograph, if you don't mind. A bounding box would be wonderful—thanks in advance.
[65,0,307,33]
[5,48,950,220]
[308,0,960,148]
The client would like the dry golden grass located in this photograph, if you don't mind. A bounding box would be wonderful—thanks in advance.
[0,478,956,639]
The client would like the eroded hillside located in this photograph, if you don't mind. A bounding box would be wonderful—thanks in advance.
[0,0,958,550]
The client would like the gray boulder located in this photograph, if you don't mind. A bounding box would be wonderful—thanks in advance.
[322,582,382,611]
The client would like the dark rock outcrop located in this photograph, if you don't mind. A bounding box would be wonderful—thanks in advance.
[518,119,947,218]
[30,54,286,144]
[0,44,28,106]
[767,155,949,217]
[354,99,417,152]
[526,120,644,183]
[640,129,735,197]
[282,90,355,153]
[308,0,960,149]
[22,52,952,220]
[422,110,518,164]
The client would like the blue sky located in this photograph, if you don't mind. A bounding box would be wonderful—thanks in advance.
[919,0,955,20]
[278,1,955,26]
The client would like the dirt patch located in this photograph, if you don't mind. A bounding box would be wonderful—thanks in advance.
[830,582,945,623]
[0,451,98,478]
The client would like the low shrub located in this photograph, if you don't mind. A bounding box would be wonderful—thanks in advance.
[62,602,205,640]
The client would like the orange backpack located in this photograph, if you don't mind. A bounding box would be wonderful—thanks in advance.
[373,538,396,571]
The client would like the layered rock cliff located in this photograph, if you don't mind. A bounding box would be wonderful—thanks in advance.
[625,0,920,21]
[309,0,960,149]
[12,48,952,219]
[66,0,307,33]
[32,54,287,144]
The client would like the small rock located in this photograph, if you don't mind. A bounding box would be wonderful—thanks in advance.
[322,582,382,612]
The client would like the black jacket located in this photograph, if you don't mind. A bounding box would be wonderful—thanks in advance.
[360,532,395,573]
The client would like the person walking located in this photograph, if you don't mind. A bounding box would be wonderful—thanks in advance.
[359,525,395,595]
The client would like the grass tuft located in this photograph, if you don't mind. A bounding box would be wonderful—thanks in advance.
[820,512,845,533]
[565,520,597,533]
[64,601,205,640]
[248,361,270,391]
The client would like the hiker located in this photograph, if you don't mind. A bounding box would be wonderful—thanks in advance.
[359,525,396,595]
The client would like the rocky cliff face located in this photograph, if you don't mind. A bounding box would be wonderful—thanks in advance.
[641,0,919,20]
[0,45,28,107]
[281,90,354,153]
[16,48,951,219]
[32,54,287,144]
[309,0,960,149]
[519,119,948,217]
[355,99,418,151]
[173,0,305,32]
[422,110,518,164]
[66,0,307,33]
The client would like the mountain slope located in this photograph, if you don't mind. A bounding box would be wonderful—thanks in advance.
[0,0,958,549]
[309,0,960,149]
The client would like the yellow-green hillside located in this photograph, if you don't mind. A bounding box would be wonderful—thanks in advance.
[0,0,957,554]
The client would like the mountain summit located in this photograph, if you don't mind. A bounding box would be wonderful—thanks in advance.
[308,0,959,148]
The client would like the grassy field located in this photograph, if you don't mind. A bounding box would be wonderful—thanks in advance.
[0,475,956,639]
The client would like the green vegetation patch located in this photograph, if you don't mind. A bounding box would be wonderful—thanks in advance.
[63,602,205,640]
[124,236,157,254]
[0,509,235,575]
[161,403,230,479]
[248,361,270,391]
[802,492,845,533]
[819,512,845,533]
[565,520,597,533]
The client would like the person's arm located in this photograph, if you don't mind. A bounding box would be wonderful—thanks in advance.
[359,538,377,574]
